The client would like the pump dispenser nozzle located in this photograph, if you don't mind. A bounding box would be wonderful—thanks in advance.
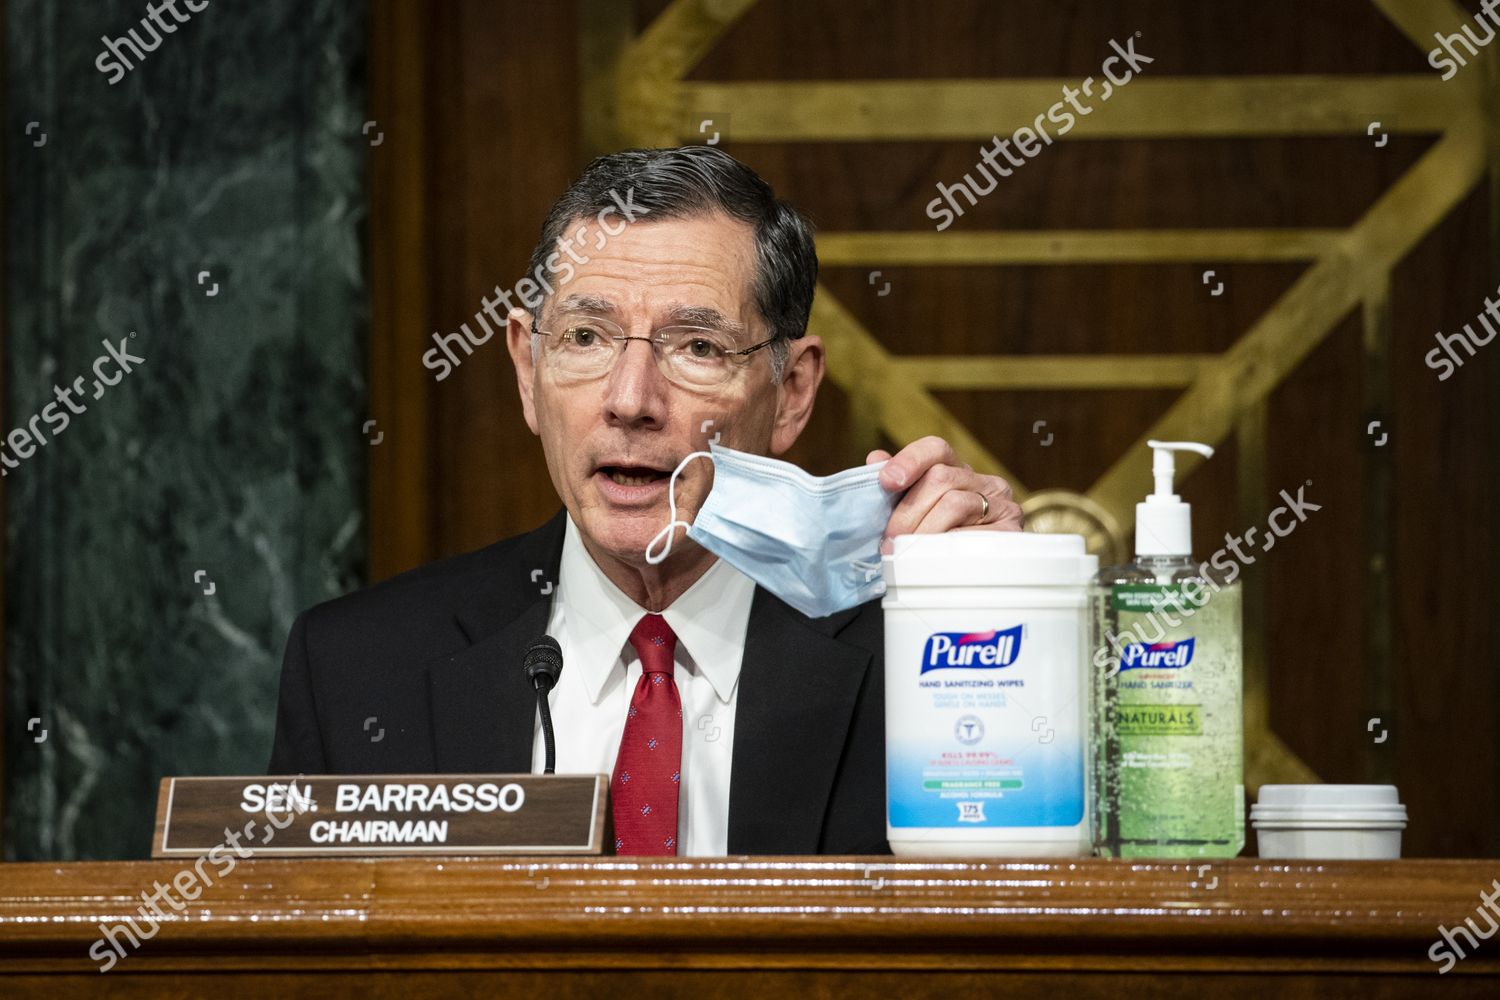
[1136,439,1215,557]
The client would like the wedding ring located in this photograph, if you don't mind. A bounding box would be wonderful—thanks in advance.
[975,491,989,524]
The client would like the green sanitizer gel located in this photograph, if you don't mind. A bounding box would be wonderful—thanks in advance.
[1091,440,1244,858]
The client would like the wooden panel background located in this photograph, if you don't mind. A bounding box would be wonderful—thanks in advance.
[365,0,1500,858]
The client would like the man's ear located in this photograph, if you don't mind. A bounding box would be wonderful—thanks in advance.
[770,334,825,455]
[505,309,540,435]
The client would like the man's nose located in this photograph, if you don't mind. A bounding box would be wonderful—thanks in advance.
[602,339,670,428]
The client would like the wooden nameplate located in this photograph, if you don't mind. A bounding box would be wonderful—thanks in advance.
[152,774,609,857]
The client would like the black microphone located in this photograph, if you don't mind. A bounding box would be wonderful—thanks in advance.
[524,635,564,774]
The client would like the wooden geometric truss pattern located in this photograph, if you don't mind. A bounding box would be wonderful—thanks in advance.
[586,0,1494,787]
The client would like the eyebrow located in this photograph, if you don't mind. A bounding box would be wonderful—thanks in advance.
[554,296,748,336]
[556,293,616,315]
[666,305,745,336]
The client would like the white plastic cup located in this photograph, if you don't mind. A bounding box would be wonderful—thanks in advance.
[881,532,1097,857]
[1251,784,1407,860]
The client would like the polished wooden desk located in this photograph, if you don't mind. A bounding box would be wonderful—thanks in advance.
[1,857,1496,996]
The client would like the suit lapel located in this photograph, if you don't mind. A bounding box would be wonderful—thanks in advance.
[727,590,873,854]
[424,511,877,847]
[426,509,566,773]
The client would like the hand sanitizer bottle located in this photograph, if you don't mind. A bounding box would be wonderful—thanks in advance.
[1090,440,1244,858]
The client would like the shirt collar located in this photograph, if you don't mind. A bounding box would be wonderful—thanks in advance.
[556,514,754,706]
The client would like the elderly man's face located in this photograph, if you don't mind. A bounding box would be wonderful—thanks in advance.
[508,212,820,570]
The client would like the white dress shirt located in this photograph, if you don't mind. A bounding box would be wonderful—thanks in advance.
[530,515,756,856]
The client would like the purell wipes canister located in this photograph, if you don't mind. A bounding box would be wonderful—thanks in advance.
[881,532,1097,856]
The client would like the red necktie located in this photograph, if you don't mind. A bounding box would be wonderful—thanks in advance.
[611,614,683,855]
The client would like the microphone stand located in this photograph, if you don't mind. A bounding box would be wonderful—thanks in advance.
[525,635,564,775]
[536,675,558,775]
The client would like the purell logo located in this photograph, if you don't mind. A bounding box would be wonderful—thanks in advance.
[920,625,1023,674]
[1120,637,1196,671]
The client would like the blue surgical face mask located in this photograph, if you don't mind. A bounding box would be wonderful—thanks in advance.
[645,442,897,619]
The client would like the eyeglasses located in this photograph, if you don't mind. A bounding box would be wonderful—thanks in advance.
[530,313,778,391]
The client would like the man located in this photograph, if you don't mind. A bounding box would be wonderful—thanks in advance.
[269,146,1022,855]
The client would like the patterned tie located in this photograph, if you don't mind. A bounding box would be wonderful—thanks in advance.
[611,614,683,855]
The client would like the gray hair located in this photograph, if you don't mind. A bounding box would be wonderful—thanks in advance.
[526,146,818,384]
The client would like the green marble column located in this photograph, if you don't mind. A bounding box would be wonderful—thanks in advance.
[4,0,367,859]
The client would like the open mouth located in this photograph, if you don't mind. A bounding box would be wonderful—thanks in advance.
[597,465,670,487]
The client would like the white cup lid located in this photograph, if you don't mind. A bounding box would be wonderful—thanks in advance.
[1251,784,1407,827]
[1242,815,1404,833]
[1256,784,1401,808]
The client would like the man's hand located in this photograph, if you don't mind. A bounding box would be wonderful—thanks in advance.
[868,436,1024,546]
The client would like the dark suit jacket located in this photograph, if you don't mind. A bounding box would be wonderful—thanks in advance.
[268,509,891,854]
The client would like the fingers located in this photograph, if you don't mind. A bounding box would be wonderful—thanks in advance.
[883,465,1023,538]
[915,478,1023,533]
[877,437,1024,537]
[977,476,1025,531]
[886,462,996,537]
[958,492,1025,532]
[879,435,956,491]
[918,487,988,534]
[885,461,960,537]
[908,483,1024,534]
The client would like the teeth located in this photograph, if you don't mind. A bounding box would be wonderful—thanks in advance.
[608,471,658,486]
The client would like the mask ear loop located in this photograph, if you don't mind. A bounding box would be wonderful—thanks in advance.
[645,451,714,565]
